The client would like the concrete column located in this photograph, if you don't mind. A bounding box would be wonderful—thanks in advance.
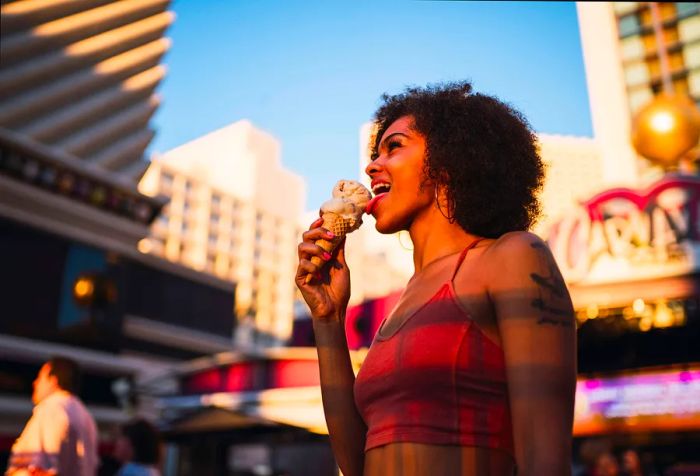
[576,2,640,186]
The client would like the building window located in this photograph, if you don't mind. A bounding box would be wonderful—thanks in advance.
[676,2,700,19]
[614,2,639,16]
[206,254,216,272]
[679,16,700,43]
[618,14,641,38]
[684,41,700,69]
[624,61,650,86]
[160,172,173,190]
[689,69,700,96]
[628,87,653,113]
[620,36,646,61]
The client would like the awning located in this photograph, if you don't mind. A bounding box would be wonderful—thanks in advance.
[159,386,328,435]
[569,273,700,309]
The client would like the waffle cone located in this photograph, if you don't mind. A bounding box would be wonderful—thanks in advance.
[309,213,357,267]
[305,213,359,283]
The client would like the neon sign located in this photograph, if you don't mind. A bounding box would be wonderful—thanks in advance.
[574,368,700,435]
[547,175,700,284]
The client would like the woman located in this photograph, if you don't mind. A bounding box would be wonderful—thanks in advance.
[113,419,161,476]
[296,82,576,476]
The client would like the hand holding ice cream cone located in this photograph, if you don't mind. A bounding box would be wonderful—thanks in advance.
[304,180,371,284]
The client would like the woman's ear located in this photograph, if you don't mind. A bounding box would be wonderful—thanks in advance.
[434,184,455,223]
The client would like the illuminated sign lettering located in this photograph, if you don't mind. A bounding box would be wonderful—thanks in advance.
[547,176,700,284]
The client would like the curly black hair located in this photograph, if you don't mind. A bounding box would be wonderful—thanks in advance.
[370,81,544,238]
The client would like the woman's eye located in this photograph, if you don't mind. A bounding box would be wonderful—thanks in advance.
[387,140,401,151]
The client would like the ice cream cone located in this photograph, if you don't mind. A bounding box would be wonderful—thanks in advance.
[305,213,358,284]
[304,179,371,284]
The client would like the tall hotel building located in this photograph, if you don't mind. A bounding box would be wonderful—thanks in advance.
[610,2,700,113]
[0,0,173,180]
[577,2,700,183]
[139,121,306,343]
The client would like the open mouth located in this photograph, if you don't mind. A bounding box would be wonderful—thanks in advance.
[366,183,391,215]
[372,183,391,196]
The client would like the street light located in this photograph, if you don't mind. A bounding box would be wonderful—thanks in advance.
[632,93,700,166]
[72,272,116,308]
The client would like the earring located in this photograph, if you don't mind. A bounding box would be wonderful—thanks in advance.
[435,186,455,223]
[397,230,414,251]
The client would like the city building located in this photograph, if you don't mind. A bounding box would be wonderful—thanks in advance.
[0,127,237,470]
[577,2,700,182]
[138,120,306,343]
[534,133,604,235]
[0,0,173,181]
[0,1,243,469]
[612,2,699,113]
[568,3,700,463]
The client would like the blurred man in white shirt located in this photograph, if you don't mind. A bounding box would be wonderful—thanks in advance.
[6,357,98,476]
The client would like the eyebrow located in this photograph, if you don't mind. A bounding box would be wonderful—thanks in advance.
[378,132,409,150]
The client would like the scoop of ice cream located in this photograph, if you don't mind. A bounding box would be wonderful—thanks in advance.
[331,180,372,212]
[320,197,359,218]
[304,180,371,285]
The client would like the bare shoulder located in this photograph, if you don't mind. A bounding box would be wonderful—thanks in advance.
[484,231,574,329]
[483,231,550,269]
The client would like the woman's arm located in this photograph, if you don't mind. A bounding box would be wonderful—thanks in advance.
[314,318,367,476]
[488,232,577,476]
[296,220,366,476]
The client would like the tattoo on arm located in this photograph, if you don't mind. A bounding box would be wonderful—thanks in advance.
[529,242,573,327]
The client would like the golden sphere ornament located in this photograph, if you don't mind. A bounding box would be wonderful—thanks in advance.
[631,93,700,167]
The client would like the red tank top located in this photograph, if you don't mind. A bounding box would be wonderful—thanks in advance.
[354,239,514,455]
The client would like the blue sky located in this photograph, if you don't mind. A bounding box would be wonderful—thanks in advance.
[151,1,592,210]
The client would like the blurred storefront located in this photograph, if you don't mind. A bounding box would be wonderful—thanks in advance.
[550,174,700,469]
[155,347,366,476]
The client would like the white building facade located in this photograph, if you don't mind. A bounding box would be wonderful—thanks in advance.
[139,120,306,342]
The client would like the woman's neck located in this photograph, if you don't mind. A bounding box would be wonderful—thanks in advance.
[408,207,480,273]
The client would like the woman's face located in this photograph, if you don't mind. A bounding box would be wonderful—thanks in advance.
[365,115,434,233]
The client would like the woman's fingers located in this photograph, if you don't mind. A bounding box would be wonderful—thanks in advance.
[297,241,334,262]
[297,258,319,278]
[297,258,323,286]
[299,224,336,262]
[301,226,335,245]
[297,218,336,285]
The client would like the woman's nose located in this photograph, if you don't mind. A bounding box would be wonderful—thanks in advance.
[365,158,382,177]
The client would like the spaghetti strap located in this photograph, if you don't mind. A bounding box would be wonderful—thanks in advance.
[450,238,484,282]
